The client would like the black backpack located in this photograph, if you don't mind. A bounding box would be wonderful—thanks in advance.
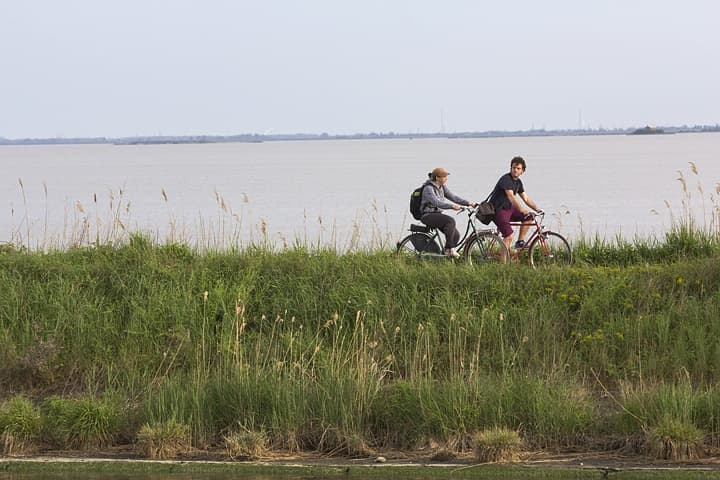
[409,184,427,220]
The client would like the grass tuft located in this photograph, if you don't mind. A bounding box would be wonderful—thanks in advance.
[136,419,191,459]
[315,427,374,457]
[0,396,42,454]
[42,396,121,450]
[644,416,705,461]
[223,428,268,460]
[472,427,522,463]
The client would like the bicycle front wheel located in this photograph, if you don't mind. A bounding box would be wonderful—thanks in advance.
[396,233,442,260]
[529,231,572,267]
[464,232,509,265]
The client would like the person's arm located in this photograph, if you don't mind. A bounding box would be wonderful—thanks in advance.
[444,188,476,208]
[519,192,541,212]
[504,189,529,215]
[423,184,455,210]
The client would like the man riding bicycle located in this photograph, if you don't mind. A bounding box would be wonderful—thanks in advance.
[488,156,543,253]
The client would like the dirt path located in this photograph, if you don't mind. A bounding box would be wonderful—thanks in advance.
[4,450,720,473]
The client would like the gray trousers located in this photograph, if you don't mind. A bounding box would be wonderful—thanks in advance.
[421,212,460,250]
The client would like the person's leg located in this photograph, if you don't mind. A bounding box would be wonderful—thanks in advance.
[509,207,530,247]
[493,208,514,259]
[445,218,460,249]
[503,234,513,252]
[422,213,459,252]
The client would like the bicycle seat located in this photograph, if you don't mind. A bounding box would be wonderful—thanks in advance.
[410,224,434,233]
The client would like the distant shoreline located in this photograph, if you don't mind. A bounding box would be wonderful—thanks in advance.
[1,125,719,146]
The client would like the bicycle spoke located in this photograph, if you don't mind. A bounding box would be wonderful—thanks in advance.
[529,232,572,267]
[465,233,508,265]
[397,233,441,260]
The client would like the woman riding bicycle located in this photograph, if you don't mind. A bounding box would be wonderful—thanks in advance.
[489,156,543,253]
[420,167,477,258]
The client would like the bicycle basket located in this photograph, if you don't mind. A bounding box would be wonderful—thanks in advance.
[410,234,442,254]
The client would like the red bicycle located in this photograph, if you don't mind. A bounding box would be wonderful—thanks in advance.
[509,212,573,267]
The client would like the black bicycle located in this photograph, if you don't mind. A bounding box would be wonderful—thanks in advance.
[396,206,509,265]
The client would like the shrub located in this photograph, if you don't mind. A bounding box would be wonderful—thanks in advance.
[644,416,704,461]
[0,396,42,454]
[136,419,191,459]
[472,427,522,463]
[42,396,121,450]
[223,428,268,460]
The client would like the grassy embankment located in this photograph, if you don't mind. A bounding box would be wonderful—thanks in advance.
[1,223,720,461]
[2,166,720,462]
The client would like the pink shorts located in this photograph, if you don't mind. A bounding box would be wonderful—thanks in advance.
[494,206,525,237]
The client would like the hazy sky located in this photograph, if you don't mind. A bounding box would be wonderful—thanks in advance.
[2,0,719,138]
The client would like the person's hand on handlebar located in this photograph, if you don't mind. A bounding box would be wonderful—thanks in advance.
[456,205,474,214]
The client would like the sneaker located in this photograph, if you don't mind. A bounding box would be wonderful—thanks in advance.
[514,240,526,249]
[445,248,460,258]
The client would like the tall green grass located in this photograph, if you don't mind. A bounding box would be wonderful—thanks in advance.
[0,396,42,454]
[2,230,720,453]
[41,396,121,450]
[573,163,720,265]
[3,163,720,455]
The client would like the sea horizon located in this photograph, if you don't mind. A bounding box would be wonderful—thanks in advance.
[2,123,720,146]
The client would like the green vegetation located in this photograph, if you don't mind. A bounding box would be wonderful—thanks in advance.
[0,395,42,454]
[2,209,720,461]
[472,427,522,463]
[41,396,122,450]
[223,426,269,460]
[136,419,192,459]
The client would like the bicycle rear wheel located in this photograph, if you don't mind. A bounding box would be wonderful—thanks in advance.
[464,232,508,265]
[529,231,572,267]
[396,233,442,259]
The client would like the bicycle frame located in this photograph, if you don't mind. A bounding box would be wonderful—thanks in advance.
[402,210,569,265]
[420,207,491,252]
[507,212,572,265]
[508,213,545,249]
[397,207,511,264]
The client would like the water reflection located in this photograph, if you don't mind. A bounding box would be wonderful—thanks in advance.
[1,474,286,480]
[0,466,694,480]
[0,472,336,480]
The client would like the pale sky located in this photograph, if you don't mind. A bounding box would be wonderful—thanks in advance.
[1,0,719,138]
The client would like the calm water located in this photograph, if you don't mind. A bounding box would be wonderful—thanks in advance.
[2,133,720,250]
[0,474,308,480]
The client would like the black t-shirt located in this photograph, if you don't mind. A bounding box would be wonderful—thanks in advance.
[489,173,524,210]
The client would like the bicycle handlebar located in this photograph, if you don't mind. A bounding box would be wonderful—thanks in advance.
[458,206,544,221]
[457,205,478,216]
[522,211,545,221]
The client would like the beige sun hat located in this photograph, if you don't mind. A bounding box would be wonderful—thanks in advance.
[431,167,450,178]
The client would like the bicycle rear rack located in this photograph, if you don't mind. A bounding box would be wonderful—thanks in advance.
[409,224,433,233]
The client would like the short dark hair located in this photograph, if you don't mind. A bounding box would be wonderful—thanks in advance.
[511,156,526,171]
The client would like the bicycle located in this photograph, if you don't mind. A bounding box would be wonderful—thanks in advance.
[509,211,573,267]
[396,206,509,265]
